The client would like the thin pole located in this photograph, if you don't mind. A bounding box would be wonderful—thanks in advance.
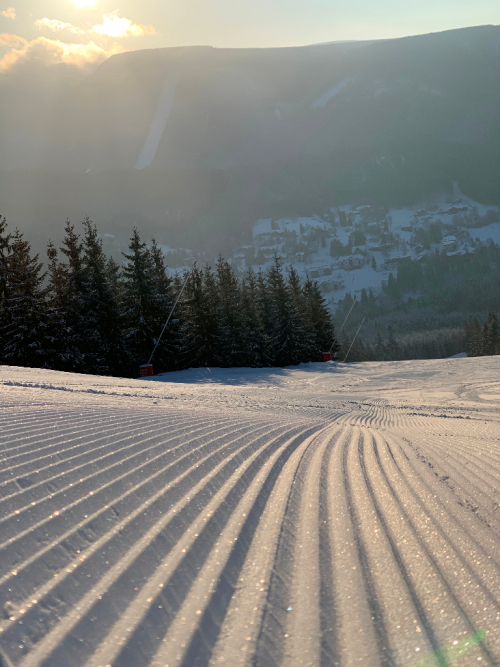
[343,317,365,363]
[330,296,357,354]
[148,269,191,365]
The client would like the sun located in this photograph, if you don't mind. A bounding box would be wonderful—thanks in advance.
[72,0,97,8]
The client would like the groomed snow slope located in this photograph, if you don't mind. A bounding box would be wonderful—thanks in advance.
[1,357,500,667]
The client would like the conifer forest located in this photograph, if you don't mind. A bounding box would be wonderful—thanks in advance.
[2,214,500,376]
[464,313,500,358]
[0,216,338,377]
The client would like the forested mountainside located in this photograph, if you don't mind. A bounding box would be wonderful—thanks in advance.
[1,25,499,253]
[332,242,500,361]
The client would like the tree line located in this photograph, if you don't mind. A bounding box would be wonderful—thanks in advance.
[464,313,500,357]
[0,216,339,377]
[335,326,464,363]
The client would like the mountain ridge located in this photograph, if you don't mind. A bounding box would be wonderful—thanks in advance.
[1,24,499,252]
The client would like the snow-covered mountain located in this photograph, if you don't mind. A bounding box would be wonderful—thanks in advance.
[1,25,499,254]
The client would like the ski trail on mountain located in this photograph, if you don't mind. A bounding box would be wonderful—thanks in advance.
[135,76,178,170]
[0,357,500,666]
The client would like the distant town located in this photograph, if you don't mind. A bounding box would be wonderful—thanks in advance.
[99,188,500,311]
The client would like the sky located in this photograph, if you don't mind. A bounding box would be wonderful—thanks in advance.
[0,0,499,73]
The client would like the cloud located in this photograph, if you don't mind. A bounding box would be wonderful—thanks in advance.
[0,32,25,47]
[35,18,84,35]
[92,11,155,38]
[1,7,16,19]
[0,34,122,72]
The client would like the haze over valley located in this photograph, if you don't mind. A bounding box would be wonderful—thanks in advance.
[1,24,499,259]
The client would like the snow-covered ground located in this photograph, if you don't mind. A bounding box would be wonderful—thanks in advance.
[135,79,177,170]
[1,357,500,665]
[247,190,500,306]
[312,76,354,108]
[469,223,500,246]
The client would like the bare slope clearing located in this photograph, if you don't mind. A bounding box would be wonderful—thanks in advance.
[0,357,500,666]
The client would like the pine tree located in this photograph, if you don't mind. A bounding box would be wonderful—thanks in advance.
[0,230,50,368]
[82,218,121,375]
[371,255,377,270]
[182,264,220,367]
[105,256,123,307]
[45,241,69,370]
[202,264,224,365]
[216,257,244,367]
[240,269,269,367]
[46,221,88,372]
[148,238,184,372]
[0,216,10,309]
[339,332,350,361]
[302,274,338,359]
[386,325,400,360]
[386,272,399,299]
[267,256,311,366]
[375,332,386,360]
[464,317,482,357]
[256,269,272,338]
[121,228,157,374]
[0,216,12,356]
[288,266,317,359]
[482,313,500,356]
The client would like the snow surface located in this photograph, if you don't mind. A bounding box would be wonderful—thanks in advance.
[1,357,500,666]
[135,81,177,170]
[312,77,354,108]
[469,223,500,246]
[247,192,500,306]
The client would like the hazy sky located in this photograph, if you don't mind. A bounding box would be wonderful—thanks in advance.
[0,0,499,72]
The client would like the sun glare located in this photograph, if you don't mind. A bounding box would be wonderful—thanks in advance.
[72,0,96,8]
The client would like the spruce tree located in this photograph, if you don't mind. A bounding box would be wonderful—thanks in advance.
[241,268,269,367]
[203,264,224,365]
[45,241,69,370]
[0,216,10,309]
[182,264,220,367]
[386,272,399,299]
[46,221,88,372]
[464,317,482,357]
[0,216,12,357]
[82,218,121,375]
[267,256,311,366]
[216,257,244,367]
[375,332,386,360]
[0,230,50,368]
[105,256,123,307]
[121,228,157,374]
[302,274,338,359]
[483,313,499,356]
[386,325,400,360]
[256,269,272,339]
[339,332,350,361]
[288,265,317,360]
[148,238,184,372]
